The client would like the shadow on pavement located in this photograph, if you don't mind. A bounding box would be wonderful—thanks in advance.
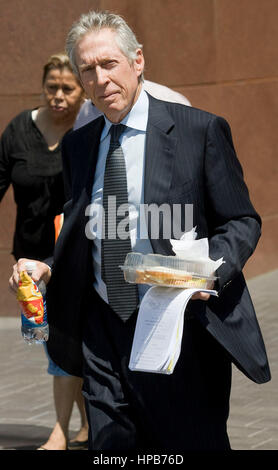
[0,423,53,450]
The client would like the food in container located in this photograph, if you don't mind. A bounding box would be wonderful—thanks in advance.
[120,252,217,289]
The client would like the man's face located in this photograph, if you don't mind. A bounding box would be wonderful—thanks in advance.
[76,28,145,123]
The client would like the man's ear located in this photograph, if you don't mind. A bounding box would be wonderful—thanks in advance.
[133,49,145,77]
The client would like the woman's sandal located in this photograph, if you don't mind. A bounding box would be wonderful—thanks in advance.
[67,439,88,450]
[37,445,68,450]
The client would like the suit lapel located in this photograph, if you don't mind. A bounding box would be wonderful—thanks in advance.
[144,95,177,254]
[85,116,105,198]
[70,116,105,207]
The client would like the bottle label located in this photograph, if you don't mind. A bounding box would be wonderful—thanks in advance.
[21,298,48,327]
[17,271,44,324]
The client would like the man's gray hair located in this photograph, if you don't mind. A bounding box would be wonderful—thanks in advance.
[66,10,144,81]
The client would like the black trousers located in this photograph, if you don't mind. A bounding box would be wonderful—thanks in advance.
[82,289,232,451]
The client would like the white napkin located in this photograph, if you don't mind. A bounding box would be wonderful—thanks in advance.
[170,227,224,276]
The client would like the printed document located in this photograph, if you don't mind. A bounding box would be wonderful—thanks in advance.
[129,286,217,374]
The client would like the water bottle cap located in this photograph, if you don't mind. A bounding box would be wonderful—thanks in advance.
[25,261,37,273]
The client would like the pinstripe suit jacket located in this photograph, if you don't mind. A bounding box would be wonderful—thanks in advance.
[46,94,271,384]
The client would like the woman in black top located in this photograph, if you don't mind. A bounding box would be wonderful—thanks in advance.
[0,53,88,450]
[0,54,84,260]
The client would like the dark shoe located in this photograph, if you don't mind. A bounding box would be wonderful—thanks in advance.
[68,440,88,450]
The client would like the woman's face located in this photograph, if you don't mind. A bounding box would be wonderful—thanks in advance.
[42,67,84,121]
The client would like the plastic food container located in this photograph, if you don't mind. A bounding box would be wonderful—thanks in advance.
[120,252,217,289]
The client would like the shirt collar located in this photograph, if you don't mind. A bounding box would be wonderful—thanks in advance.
[101,88,149,142]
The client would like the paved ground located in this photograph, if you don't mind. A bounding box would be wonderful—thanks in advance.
[0,270,277,451]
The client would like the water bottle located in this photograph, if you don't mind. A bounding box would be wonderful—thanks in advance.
[20,261,49,345]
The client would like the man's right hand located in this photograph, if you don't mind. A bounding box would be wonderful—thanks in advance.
[9,258,52,294]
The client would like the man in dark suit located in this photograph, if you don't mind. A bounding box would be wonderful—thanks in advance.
[10,11,270,451]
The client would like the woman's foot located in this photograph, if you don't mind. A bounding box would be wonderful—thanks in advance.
[37,422,68,450]
[68,425,88,450]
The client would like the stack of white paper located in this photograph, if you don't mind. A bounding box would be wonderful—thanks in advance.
[129,286,217,374]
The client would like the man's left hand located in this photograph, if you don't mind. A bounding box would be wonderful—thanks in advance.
[191,292,211,301]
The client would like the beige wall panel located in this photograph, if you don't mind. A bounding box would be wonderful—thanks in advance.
[123,0,216,87]
[180,81,278,219]
[0,0,100,95]
[100,0,137,19]
[243,217,278,279]
[176,84,218,112]
[215,0,278,81]
[1,1,215,93]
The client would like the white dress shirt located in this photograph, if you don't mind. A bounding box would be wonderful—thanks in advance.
[86,89,153,304]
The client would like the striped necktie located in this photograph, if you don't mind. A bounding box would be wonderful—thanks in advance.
[101,124,139,321]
